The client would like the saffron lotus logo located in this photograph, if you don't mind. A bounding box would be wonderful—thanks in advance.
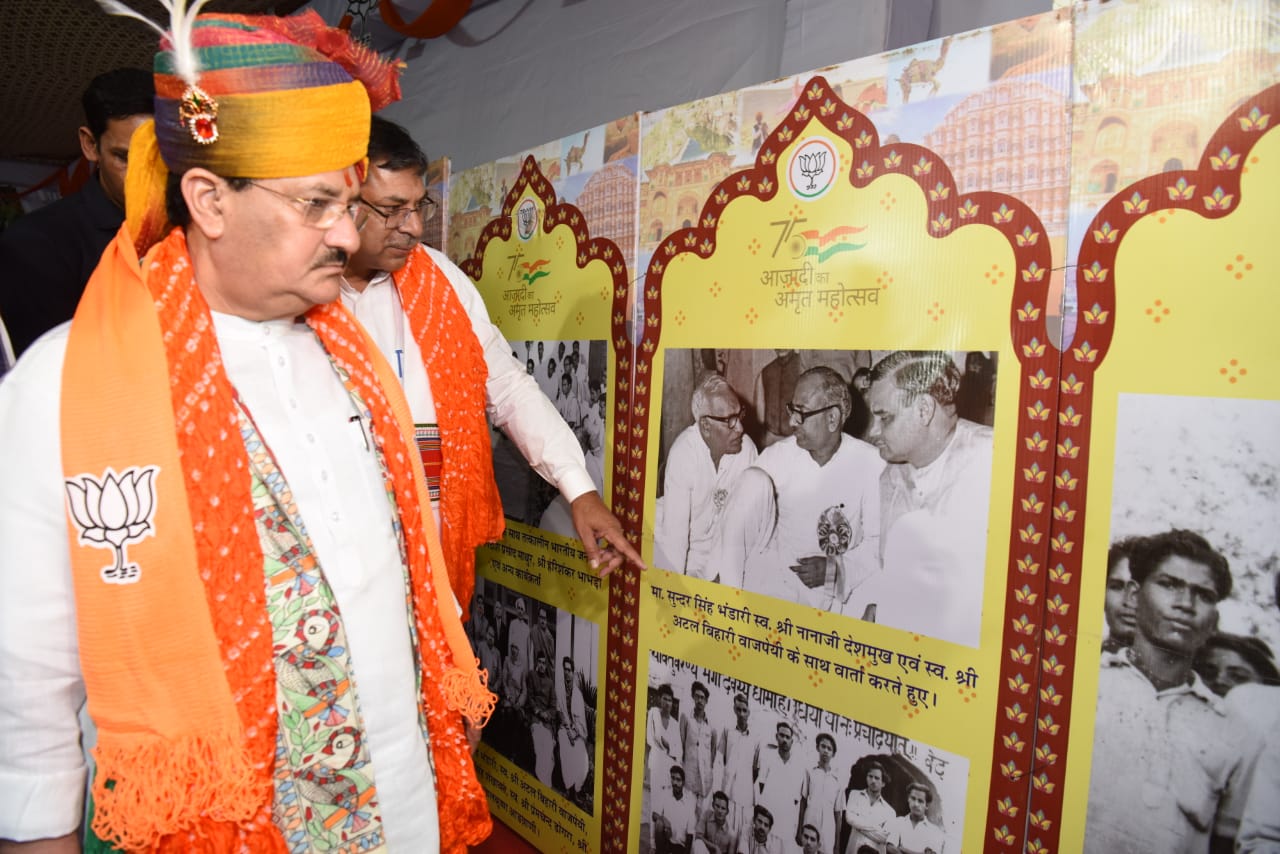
[64,466,159,584]
[787,137,838,201]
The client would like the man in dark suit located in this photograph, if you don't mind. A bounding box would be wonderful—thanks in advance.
[0,68,153,356]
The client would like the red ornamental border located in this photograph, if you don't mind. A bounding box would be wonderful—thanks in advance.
[457,155,645,854]
[636,74,1057,854]
[1016,81,1280,854]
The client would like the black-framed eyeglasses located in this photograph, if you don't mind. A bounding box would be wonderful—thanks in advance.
[786,402,838,424]
[702,409,744,429]
[357,195,436,229]
[246,182,360,229]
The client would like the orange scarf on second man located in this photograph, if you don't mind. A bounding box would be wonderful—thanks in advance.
[62,227,493,852]
[394,246,505,616]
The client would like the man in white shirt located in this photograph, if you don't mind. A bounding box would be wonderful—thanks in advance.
[754,721,806,845]
[1085,529,1256,853]
[719,367,884,612]
[0,10,490,851]
[653,765,699,854]
[855,351,994,646]
[720,693,762,831]
[655,372,758,579]
[341,117,642,598]
[885,784,944,854]
[844,761,896,854]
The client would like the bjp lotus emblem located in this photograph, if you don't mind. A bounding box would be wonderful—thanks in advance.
[787,137,838,201]
[64,466,159,584]
[516,198,539,241]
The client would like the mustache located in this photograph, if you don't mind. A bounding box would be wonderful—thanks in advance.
[314,248,349,269]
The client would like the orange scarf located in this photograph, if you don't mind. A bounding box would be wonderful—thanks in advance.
[394,246,505,616]
[62,227,493,852]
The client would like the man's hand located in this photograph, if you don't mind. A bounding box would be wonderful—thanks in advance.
[570,491,644,576]
[465,720,482,754]
[789,555,827,589]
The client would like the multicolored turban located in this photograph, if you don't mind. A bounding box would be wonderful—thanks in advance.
[114,4,401,252]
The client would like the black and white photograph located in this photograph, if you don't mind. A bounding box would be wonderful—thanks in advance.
[465,578,601,814]
[1085,394,1280,854]
[491,338,609,536]
[640,652,965,854]
[652,348,997,647]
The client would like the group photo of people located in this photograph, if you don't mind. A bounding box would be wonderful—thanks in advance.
[652,348,998,647]
[492,337,609,535]
[1086,394,1280,853]
[640,653,963,854]
[465,578,601,814]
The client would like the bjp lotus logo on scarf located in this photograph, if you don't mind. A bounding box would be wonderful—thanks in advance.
[64,466,159,584]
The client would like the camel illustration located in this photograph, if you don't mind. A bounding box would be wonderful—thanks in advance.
[898,36,952,103]
[565,130,590,176]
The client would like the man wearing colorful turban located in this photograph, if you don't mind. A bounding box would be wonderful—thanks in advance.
[0,8,492,853]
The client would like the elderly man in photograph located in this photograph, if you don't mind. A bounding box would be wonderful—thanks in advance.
[654,372,758,578]
[854,351,994,646]
[1084,529,1258,853]
[0,9,492,852]
[718,366,884,612]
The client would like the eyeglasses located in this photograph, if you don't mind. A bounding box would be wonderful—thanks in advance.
[357,195,436,229]
[702,409,744,429]
[246,182,360,229]
[785,402,839,424]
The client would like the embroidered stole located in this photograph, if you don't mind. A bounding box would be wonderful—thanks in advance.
[393,247,504,616]
[62,228,492,852]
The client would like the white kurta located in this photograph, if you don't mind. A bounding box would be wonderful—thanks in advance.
[655,424,758,580]
[339,246,595,517]
[0,317,439,849]
[852,418,993,647]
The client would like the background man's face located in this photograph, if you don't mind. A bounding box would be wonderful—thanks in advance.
[1134,555,1220,657]
[1104,556,1138,642]
[351,164,428,275]
[82,114,150,210]
[775,726,793,754]
[563,659,573,681]
[711,797,728,822]
[733,697,749,725]
[866,379,926,464]
[659,692,673,713]
[801,827,819,852]
[908,790,928,818]
[692,689,708,713]
[789,374,838,456]
[670,771,684,796]
[866,768,883,795]
[701,388,745,458]
[752,813,772,841]
[1196,646,1260,696]
[817,738,834,763]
